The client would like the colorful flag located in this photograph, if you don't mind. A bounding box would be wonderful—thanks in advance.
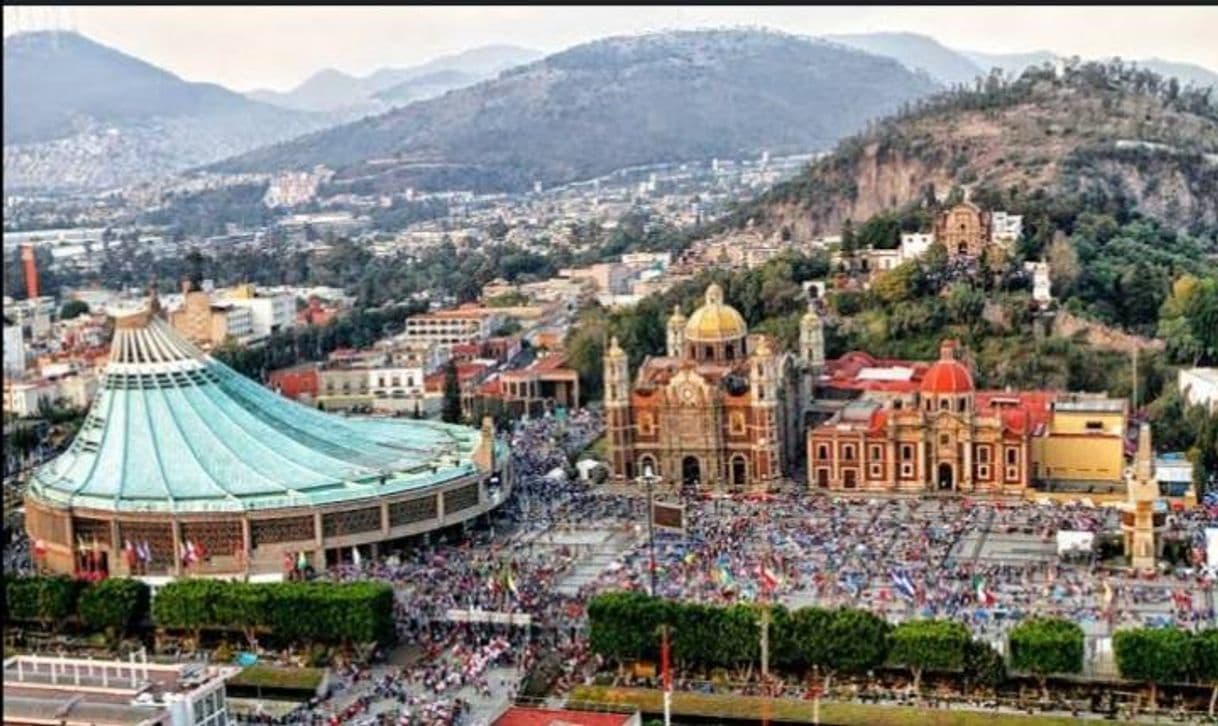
[891,569,916,601]
[296,550,308,571]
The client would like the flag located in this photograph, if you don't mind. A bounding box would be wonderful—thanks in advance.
[297,550,308,571]
[194,539,207,562]
[1102,580,1114,610]
[284,552,294,573]
[761,562,783,592]
[123,539,136,567]
[973,575,992,606]
[352,547,362,568]
[891,570,916,601]
[139,541,151,564]
[505,568,518,596]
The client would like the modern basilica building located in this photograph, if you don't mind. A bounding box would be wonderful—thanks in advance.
[24,295,508,578]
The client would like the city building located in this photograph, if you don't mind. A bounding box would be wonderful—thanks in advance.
[215,283,296,339]
[168,283,255,349]
[2,378,58,417]
[933,202,1022,258]
[1178,367,1218,411]
[24,296,509,577]
[480,352,581,416]
[3,653,238,726]
[807,339,1128,495]
[604,284,821,490]
[404,306,504,346]
[4,318,26,376]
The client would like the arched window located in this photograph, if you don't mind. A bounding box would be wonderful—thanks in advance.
[940,398,949,411]
[817,444,829,460]
[957,397,966,412]
[843,445,855,461]
[725,343,735,359]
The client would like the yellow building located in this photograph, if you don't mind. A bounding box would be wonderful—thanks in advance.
[1031,397,1127,484]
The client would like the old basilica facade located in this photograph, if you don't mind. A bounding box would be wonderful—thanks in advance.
[604,283,825,490]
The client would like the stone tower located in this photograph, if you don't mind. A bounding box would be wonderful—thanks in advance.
[751,337,780,486]
[666,305,686,358]
[603,336,634,481]
[799,302,825,373]
[1125,422,1159,570]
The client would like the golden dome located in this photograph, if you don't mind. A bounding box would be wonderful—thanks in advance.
[685,283,747,342]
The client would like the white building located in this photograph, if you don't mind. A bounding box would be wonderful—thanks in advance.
[900,232,934,261]
[3,322,25,377]
[991,211,1023,246]
[1025,260,1052,304]
[2,379,58,417]
[217,285,296,339]
[1179,368,1218,411]
[404,309,502,346]
[368,364,426,400]
[3,653,239,726]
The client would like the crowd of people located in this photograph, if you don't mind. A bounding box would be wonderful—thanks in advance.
[4,406,1215,723]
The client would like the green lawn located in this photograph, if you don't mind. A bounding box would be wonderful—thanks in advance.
[569,686,1087,726]
[227,665,325,691]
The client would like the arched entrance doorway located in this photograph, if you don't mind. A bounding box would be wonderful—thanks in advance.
[682,456,701,487]
[937,463,954,491]
[730,455,747,489]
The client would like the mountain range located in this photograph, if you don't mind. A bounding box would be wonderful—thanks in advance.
[245,44,543,113]
[718,59,1218,240]
[827,32,1218,90]
[4,27,1216,194]
[3,31,338,191]
[209,29,942,193]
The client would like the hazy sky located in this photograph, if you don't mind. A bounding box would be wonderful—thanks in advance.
[5,5,1217,92]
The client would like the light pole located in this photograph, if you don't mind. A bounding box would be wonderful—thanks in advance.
[638,463,660,597]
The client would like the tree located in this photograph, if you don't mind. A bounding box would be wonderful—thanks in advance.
[441,360,462,424]
[1193,629,1218,717]
[963,639,1007,695]
[888,619,970,694]
[59,299,89,320]
[78,578,149,642]
[1046,233,1079,298]
[1009,617,1084,701]
[1114,626,1194,712]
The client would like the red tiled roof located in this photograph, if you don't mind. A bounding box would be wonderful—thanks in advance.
[492,707,632,726]
[921,359,974,394]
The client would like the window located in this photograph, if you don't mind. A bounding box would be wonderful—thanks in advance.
[869,463,883,479]
[940,398,949,411]
[378,376,386,388]
[977,464,990,480]
[869,445,882,461]
[901,463,913,477]
[638,412,655,435]
[957,397,966,412]
[893,399,903,410]
[1085,420,1103,431]
[392,375,401,387]
[843,445,855,461]
[901,444,913,461]
[704,345,714,359]
[940,433,950,446]
[817,444,829,460]
[1006,448,1017,466]
[924,399,933,412]
[730,411,746,435]
[978,446,990,463]
[725,343,734,359]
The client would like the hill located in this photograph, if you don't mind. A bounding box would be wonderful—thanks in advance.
[210,29,943,193]
[723,59,1218,240]
[2,31,335,191]
[246,44,543,113]
[826,32,984,87]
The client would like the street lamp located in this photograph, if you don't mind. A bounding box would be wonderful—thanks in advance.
[638,462,661,597]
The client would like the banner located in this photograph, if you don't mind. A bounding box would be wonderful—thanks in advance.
[1056,530,1094,555]
[652,502,685,534]
[446,608,532,626]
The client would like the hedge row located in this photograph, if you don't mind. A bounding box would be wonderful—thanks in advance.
[7,576,149,635]
[151,579,395,646]
[6,576,395,647]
